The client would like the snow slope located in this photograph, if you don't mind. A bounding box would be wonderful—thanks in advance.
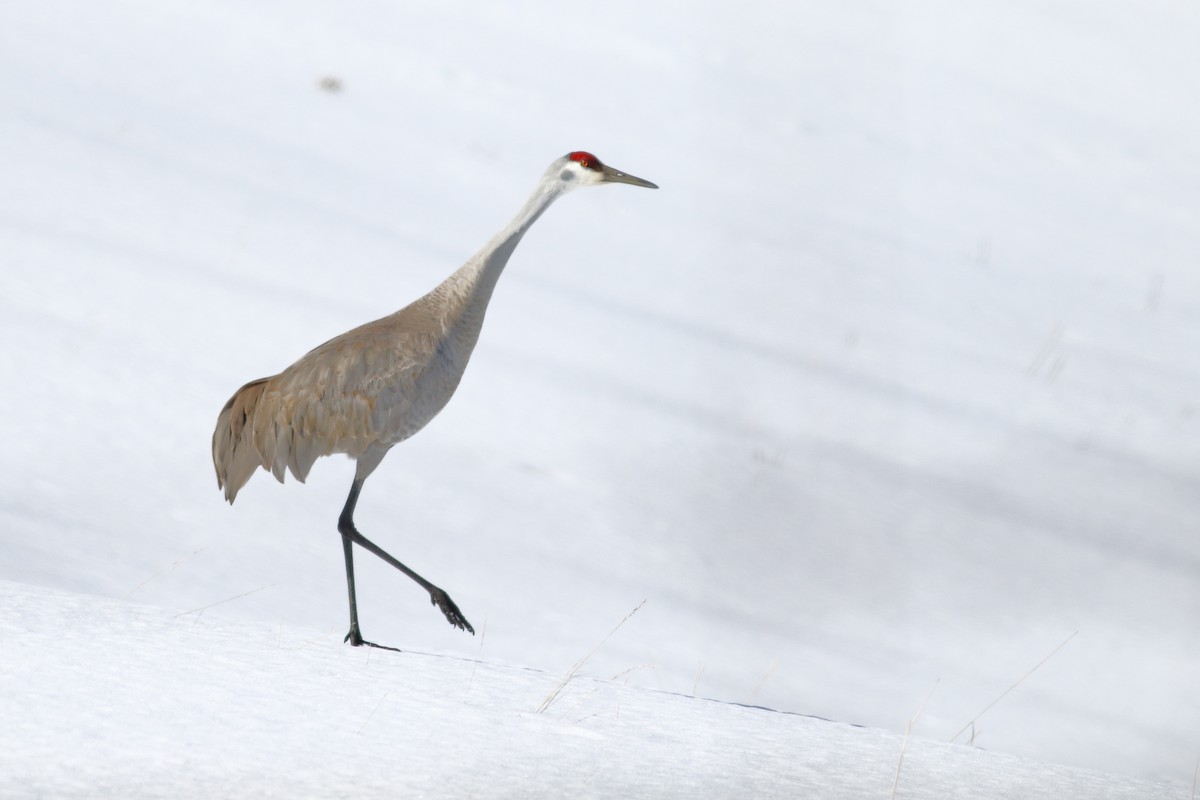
[1,0,1198,785]
[0,580,1187,799]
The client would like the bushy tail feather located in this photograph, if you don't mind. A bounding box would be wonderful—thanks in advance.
[212,377,273,504]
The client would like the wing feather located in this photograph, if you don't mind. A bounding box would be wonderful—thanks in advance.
[211,314,441,502]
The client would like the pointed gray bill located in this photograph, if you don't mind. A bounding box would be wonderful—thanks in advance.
[600,163,659,189]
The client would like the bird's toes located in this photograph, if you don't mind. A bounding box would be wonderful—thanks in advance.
[430,590,474,635]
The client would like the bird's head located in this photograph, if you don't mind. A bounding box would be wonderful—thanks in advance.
[553,151,658,190]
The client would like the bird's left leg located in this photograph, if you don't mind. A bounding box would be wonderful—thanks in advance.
[340,531,363,646]
[338,478,375,646]
[340,476,475,636]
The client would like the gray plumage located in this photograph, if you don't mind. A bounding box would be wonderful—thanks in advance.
[212,151,657,646]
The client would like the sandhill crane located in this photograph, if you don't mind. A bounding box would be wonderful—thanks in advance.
[213,151,657,648]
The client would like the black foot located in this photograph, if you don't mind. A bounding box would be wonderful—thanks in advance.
[431,588,474,634]
[344,626,402,652]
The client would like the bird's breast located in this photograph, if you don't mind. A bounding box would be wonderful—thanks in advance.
[372,329,478,446]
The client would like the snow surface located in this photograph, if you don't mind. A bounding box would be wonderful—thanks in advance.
[0,580,1187,798]
[1,0,1198,790]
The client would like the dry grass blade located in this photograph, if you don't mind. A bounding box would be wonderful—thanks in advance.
[536,599,646,714]
[950,631,1078,744]
[172,584,276,618]
[124,548,205,598]
[892,680,939,800]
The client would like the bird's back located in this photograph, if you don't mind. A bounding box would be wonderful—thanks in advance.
[212,295,471,503]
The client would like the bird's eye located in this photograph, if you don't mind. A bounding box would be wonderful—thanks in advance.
[568,151,602,171]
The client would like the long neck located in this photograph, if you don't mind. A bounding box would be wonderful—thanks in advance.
[430,175,566,349]
[460,177,564,298]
